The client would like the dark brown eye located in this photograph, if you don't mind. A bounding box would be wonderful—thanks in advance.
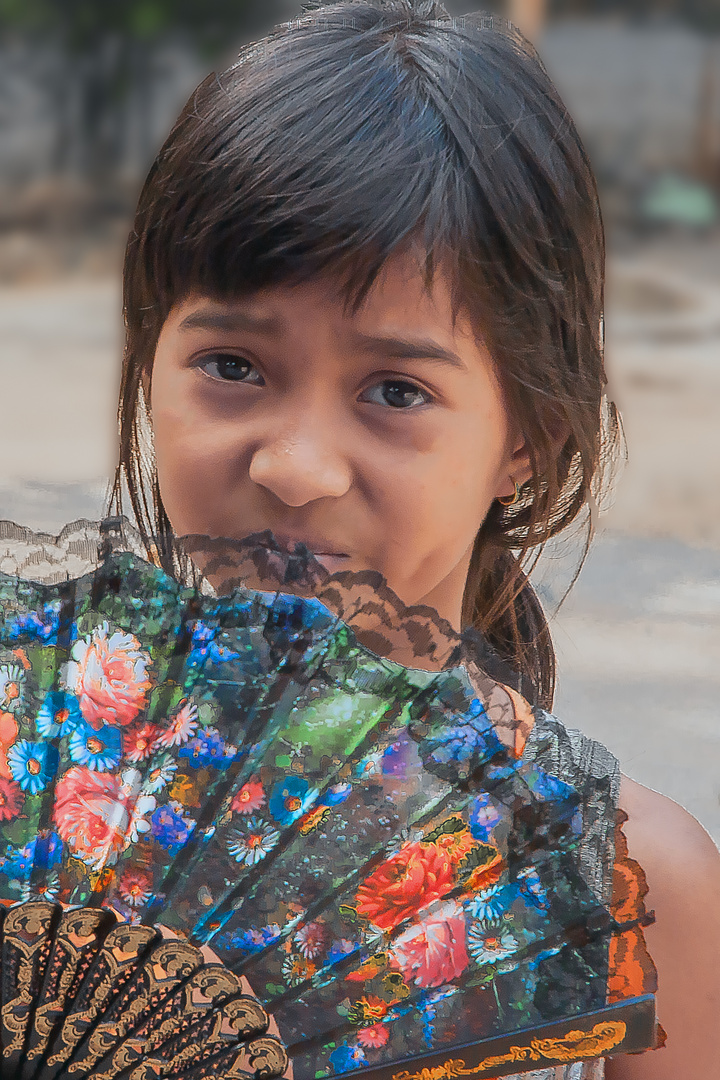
[361,380,430,409]
[199,354,263,384]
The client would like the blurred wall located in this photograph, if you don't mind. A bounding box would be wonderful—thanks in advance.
[0,11,716,208]
[541,21,717,178]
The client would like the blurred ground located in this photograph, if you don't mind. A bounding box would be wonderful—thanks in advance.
[0,232,718,842]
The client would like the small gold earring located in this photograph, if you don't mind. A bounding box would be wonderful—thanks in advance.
[498,479,521,507]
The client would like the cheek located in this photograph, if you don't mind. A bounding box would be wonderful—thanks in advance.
[150,371,244,534]
[386,410,506,523]
[369,408,509,573]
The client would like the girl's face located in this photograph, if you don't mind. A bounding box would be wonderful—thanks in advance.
[150,252,531,628]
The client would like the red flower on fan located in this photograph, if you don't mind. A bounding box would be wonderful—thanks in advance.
[358,1024,389,1048]
[54,766,131,869]
[294,920,329,959]
[355,842,454,931]
[0,776,23,821]
[118,868,153,908]
[125,722,160,763]
[231,777,265,814]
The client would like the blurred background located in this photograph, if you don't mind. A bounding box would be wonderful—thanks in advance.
[0,0,718,839]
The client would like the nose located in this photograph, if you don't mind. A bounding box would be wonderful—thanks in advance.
[248,424,352,507]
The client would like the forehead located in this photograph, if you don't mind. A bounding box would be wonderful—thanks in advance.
[167,249,468,341]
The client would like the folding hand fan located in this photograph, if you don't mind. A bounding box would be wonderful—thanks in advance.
[0,519,659,1080]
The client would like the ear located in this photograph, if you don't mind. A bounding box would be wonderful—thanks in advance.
[496,432,533,502]
[497,418,570,501]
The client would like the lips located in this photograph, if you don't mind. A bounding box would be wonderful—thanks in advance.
[258,533,349,559]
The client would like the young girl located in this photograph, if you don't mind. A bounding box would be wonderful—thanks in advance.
[111,1,720,1076]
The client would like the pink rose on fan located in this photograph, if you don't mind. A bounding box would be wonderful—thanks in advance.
[391,900,469,988]
[64,622,151,730]
[54,766,131,869]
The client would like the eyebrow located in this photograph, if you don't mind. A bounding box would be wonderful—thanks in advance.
[348,331,467,370]
[176,309,284,334]
[177,308,466,370]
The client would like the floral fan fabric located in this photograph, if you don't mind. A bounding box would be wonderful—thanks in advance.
[0,520,656,1079]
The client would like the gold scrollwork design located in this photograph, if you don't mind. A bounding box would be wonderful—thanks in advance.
[392,1020,627,1080]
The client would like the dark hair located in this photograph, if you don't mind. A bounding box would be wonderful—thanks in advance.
[111,0,620,710]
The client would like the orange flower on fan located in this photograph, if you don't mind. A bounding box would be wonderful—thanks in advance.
[344,955,387,983]
[355,842,454,931]
[463,850,504,894]
[169,773,202,807]
[355,995,389,1022]
[434,829,475,864]
[0,713,18,780]
[64,623,151,729]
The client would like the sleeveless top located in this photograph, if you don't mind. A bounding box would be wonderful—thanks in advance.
[497,712,622,1080]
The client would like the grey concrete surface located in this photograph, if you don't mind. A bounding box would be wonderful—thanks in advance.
[547,534,720,843]
[0,277,120,521]
[0,241,718,844]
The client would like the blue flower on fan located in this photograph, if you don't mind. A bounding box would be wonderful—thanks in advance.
[35,691,83,739]
[321,782,352,807]
[524,765,576,804]
[69,720,122,771]
[381,737,416,778]
[179,727,236,769]
[465,884,514,924]
[150,803,195,854]
[329,1043,367,1074]
[187,621,240,667]
[0,844,35,880]
[469,793,503,842]
[327,938,359,965]
[7,740,59,794]
[227,817,280,865]
[6,602,67,644]
[0,832,63,879]
[423,701,499,766]
[516,866,549,911]
[217,922,282,953]
[269,776,319,826]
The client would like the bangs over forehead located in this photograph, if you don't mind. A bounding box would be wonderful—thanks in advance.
[126,5,596,329]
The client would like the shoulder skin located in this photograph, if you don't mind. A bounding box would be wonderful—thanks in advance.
[605,775,720,1080]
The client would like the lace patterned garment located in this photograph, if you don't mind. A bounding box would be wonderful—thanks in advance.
[0,519,658,1080]
[496,717,622,1080]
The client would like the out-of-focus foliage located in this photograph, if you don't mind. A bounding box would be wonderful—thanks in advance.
[551,0,720,32]
[0,0,292,190]
[0,0,290,51]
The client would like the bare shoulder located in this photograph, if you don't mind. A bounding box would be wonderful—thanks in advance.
[619,775,720,865]
[605,776,720,1080]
